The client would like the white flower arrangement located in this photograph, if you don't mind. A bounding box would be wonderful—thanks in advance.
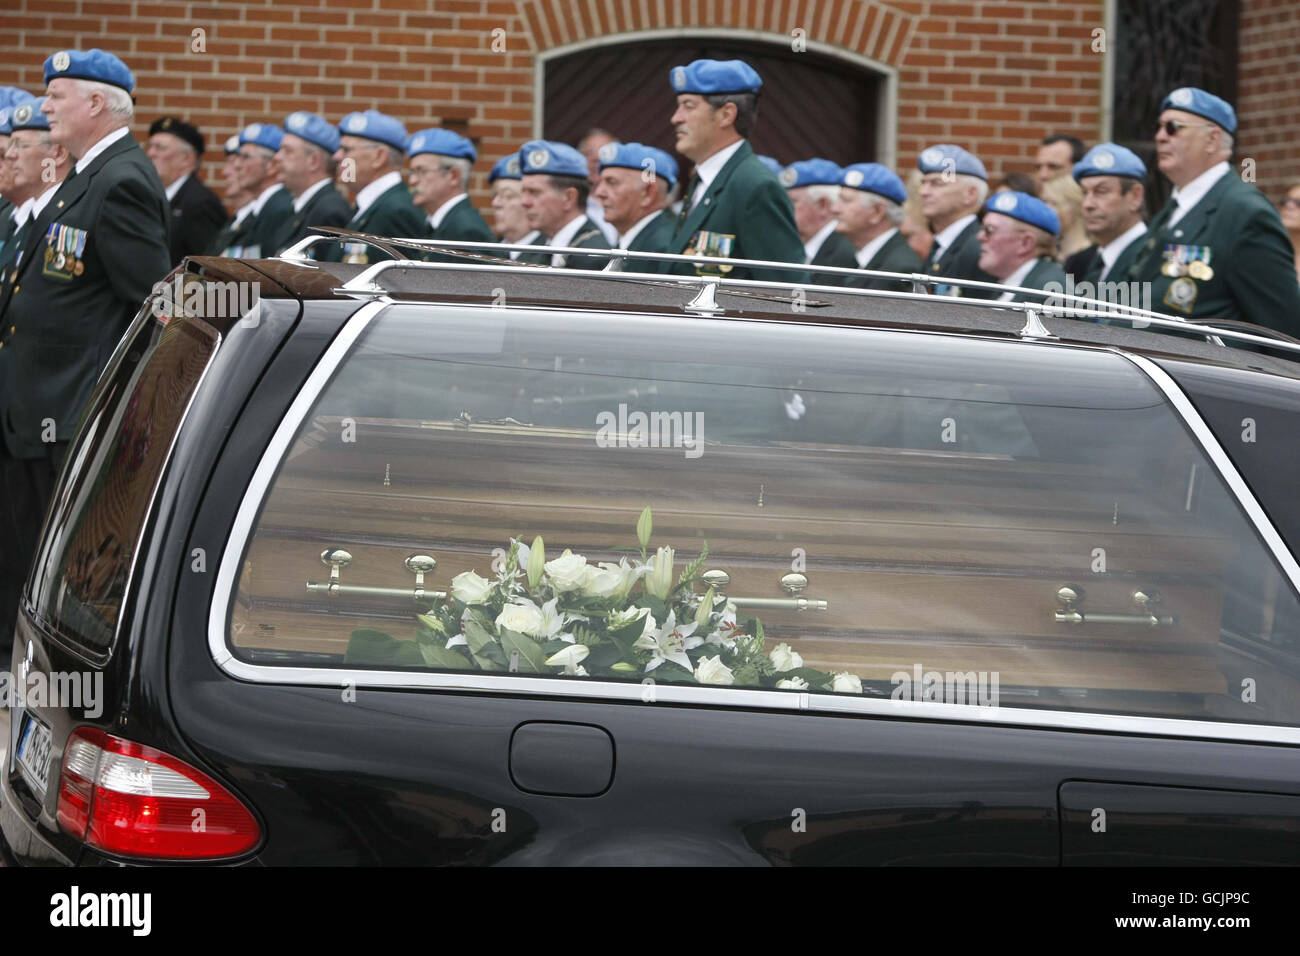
[345,507,864,694]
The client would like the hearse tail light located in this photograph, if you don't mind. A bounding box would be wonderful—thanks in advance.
[56,727,261,860]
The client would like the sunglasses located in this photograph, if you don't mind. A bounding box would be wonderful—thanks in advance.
[1156,119,1215,137]
[1280,197,1300,210]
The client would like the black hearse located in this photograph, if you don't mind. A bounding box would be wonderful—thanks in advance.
[4,237,1299,865]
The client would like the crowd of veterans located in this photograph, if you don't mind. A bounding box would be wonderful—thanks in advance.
[1,48,1299,659]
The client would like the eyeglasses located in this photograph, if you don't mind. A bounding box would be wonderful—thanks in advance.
[1156,119,1215,137]
[1279,197,1300,210]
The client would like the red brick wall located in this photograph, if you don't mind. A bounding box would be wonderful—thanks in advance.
[1236,0,1300,202]
[0,0,1140,212]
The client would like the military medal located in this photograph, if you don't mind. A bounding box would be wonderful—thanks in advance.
[1164,275,1198,313]
[1188,260,1211,280]
[1161,259,1182,277]
[74,260,84,275]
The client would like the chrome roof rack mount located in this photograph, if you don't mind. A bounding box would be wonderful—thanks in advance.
[276,229,1300,360]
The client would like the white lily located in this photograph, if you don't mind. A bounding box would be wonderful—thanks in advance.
[644,546,675,600]
[545,644,589,676]
[537,596,585,644]
[703,600,742,650]
[633,609,701,673]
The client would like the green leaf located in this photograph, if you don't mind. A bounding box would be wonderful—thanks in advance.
[606,619,647,657]
[344,629,425,667]
[417,641,472,670]
[677,540,709,586]
[583,643,623,671]
[498,628,548,673]
[463,619,504,671]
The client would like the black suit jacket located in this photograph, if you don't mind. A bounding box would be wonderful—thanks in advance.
[922,216,997,298]
[845,229,923,292]
[516,217,611,270]
[166,173,227,267]
[809,230,860,286]
[0,133,171,458]
[263,181,354,256]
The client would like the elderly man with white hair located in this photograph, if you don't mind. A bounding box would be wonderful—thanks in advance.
[0,49,170,660]
[832,162,921,291]
[916,143,997,297]
[781,158,858,285]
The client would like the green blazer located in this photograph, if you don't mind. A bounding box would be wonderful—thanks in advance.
[809,229,860,286]
[425,195,497,262]
[245,186,294,258]
[263,180,354,256]
[666,140,808,284]
[1127,172,1300,336]
[516,217,611,269]
[622,210,676,273]
[210,208,256,257]
[922,216,997,298]
[845,229,923,292]
[323,179,427,263]
[1006,258,1068,302]
[0,134,171,457]
[0,200,16,262]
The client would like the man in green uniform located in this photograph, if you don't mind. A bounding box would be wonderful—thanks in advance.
[832,162,921,292]
[1069,143,1148,317]
[1127,87,1300,336]
[219,122,290,257]
[591,141,678,273]
[407,127,494,261]
[516,139,611,270]
[0,90,35,262]
[208,133,255,256]
[977,190,1067,302]
[917,143,997,297]
[0,50,171,660]
[329,109,425,264]
[781,158,858,285]
[266,111,353,256]
[488,154,539,257]
[665,59,806,284]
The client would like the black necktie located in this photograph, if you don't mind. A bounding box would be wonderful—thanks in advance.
[677,172,701,227]
[1081,247,1104,285]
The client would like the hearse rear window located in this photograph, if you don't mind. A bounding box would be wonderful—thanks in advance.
[228,305,1300,726]
[29,311,218,653]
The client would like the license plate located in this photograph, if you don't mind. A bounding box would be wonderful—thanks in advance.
[16,713,53,800]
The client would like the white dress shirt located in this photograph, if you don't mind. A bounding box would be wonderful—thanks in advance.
[803,219,839,264]
[164,172,190,202]
[74,125,131,174]
[1097,221,1148,281]
[855,227,900,269]
[617,210,664,250]
[508,229,540,259]
[354,170,403,215]
[1168,161,1230,228]
[689,139,745,209]
[428,192,468,230]
[545,214,590,267]
[930,214,977,262]
[293,177,334,213]
[996,257,1039,301]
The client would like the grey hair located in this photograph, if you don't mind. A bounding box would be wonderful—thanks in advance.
[958,173,989,204]
[384,145,404,168]
[75,79,133,120]
[1218,130,1234,157]
[806,184,840,204]
[441,155,472,188]
[856,191,905,225]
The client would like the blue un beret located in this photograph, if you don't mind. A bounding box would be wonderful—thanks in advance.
[238,122,284,153]
[284,111,339,154]
[670,59,762,95]
[338,110,408,151]
[0,93,36,137]
[43,49,135,94]
[1073,143,1147,182]
[756,155,782,176]
[840,163,907,206]
[488,154,522,183]
[987,190,1060,237]
[597,141,679,189]
[779,158,843,189]
[1161,86,1237,135]
[10,98,51,133]
[518,140,587,179]
[917,143,988,182]
[407,127,477,162]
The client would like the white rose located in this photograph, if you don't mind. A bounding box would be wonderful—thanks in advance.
[450,570,494,605]
[694,655,734,685]
[495,602,545,637]
[777,677,809,690]
[544,549,589,592]
[581,564,626,599]
[830,672,863,694]
[768,642,803,672]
